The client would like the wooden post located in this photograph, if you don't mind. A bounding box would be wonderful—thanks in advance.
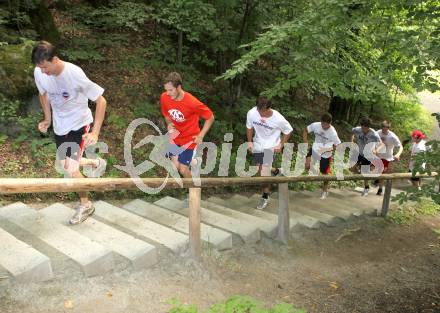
[277,183,290,244]
[381,179,392,216]
[188,187,201,259]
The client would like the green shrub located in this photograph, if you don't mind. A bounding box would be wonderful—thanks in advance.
[387,199,440,225]
[169,295,306,313]
[383,94,434,139]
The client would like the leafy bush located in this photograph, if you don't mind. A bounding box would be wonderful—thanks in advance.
[0,93,21,125]
[70,1,152,32]
[382,94,434,140]
[169,295,306,313]
[387,199,440,225]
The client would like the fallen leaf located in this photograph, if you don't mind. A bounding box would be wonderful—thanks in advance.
[106,291,113,298]
[329,282,338,290]
[64,300,74,309]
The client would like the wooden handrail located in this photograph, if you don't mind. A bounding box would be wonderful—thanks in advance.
[0,172,436,194]
[1,172,436,259]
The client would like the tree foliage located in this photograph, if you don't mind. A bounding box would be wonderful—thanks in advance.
[219,0,440,103]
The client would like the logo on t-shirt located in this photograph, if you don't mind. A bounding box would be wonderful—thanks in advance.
[62,91,69,100]
[168,109,185,122]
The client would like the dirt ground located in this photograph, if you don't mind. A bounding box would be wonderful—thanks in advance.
[0,210,439,313]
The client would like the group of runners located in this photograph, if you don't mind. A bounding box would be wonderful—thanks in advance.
[30,40,427,224]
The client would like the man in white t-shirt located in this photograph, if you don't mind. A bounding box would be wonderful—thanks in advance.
[246,97,293,210]
[303,113,341,199]
[409,130,427,190]
[350,117,383,197]
[374,120,403,195]
[31,41,107,225]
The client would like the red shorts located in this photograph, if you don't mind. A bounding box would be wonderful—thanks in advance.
[381,159,391,172]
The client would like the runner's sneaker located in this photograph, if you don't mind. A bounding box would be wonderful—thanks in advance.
[376,187,383,196]
[320,191,329,200]
[69,201,95,225]
[361,187,369,197]
[271,168,281,176]
[256,197,269,210]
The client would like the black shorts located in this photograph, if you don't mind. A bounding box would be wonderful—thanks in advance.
[253,149,275,166]
[357,155,371,166]
[54,125,90,160]
[307,148,331,174]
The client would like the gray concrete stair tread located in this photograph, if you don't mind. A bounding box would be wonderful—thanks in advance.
[0,202,114,277]
[286,191,352,219]
[41,203,158,270]
[154,197,260,244]
[247,195,321,229]
[294,191,357,219]
[251,194,339,226]
[329,189,381,214]
[0,225,53,282]
[203,198,277,237]
[123,199,232,251]
[94,201,188,254]
[354,186,406,197]
[218,195,302,229]
[209,195,285,223]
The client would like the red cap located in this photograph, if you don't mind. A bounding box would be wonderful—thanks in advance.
[411,130,425,139]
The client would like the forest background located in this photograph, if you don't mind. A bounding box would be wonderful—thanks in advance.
[0,0,438,201]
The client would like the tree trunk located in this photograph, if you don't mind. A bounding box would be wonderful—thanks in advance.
[28,0,60,45]
[329,96,353,122]
[85,0,109,7]
[177,31,183,66]
[238,0,252,44]
[29,0,60,45]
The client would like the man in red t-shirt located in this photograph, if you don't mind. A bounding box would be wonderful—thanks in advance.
[161,72,215,178]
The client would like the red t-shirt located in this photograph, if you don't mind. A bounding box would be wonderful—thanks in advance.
[161,91,213,149]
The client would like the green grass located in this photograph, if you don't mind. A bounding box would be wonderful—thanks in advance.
[433,228,440,239]
[387,199,440,225]
[168,295,306,313]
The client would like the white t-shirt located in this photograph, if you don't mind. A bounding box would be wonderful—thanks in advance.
[246,107,293,152]
[307,122,341,158]
[376,130,401,161]
[409,140,427,170]
[34,62,104,135]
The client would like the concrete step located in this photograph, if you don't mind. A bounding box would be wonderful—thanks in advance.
[203,198,278,237]
[0,226,53,283]
[287,192,354,220]
[0,202,114,277]
[330,189,381,214]
[354,186,406,197]
[94,201,188,254]
[208,195,278,221]
[228,194,284,220]
[252,195,322,229]
[154,196,260,244]
[40,203,158,270]
[211,194,302,230]
[123,199,232,251]
[250,194,339,226]
[297,191,363,217]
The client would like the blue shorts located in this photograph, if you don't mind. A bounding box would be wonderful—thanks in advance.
[165,144,196,166]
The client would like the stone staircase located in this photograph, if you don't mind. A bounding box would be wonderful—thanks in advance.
[0,187,392,283]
